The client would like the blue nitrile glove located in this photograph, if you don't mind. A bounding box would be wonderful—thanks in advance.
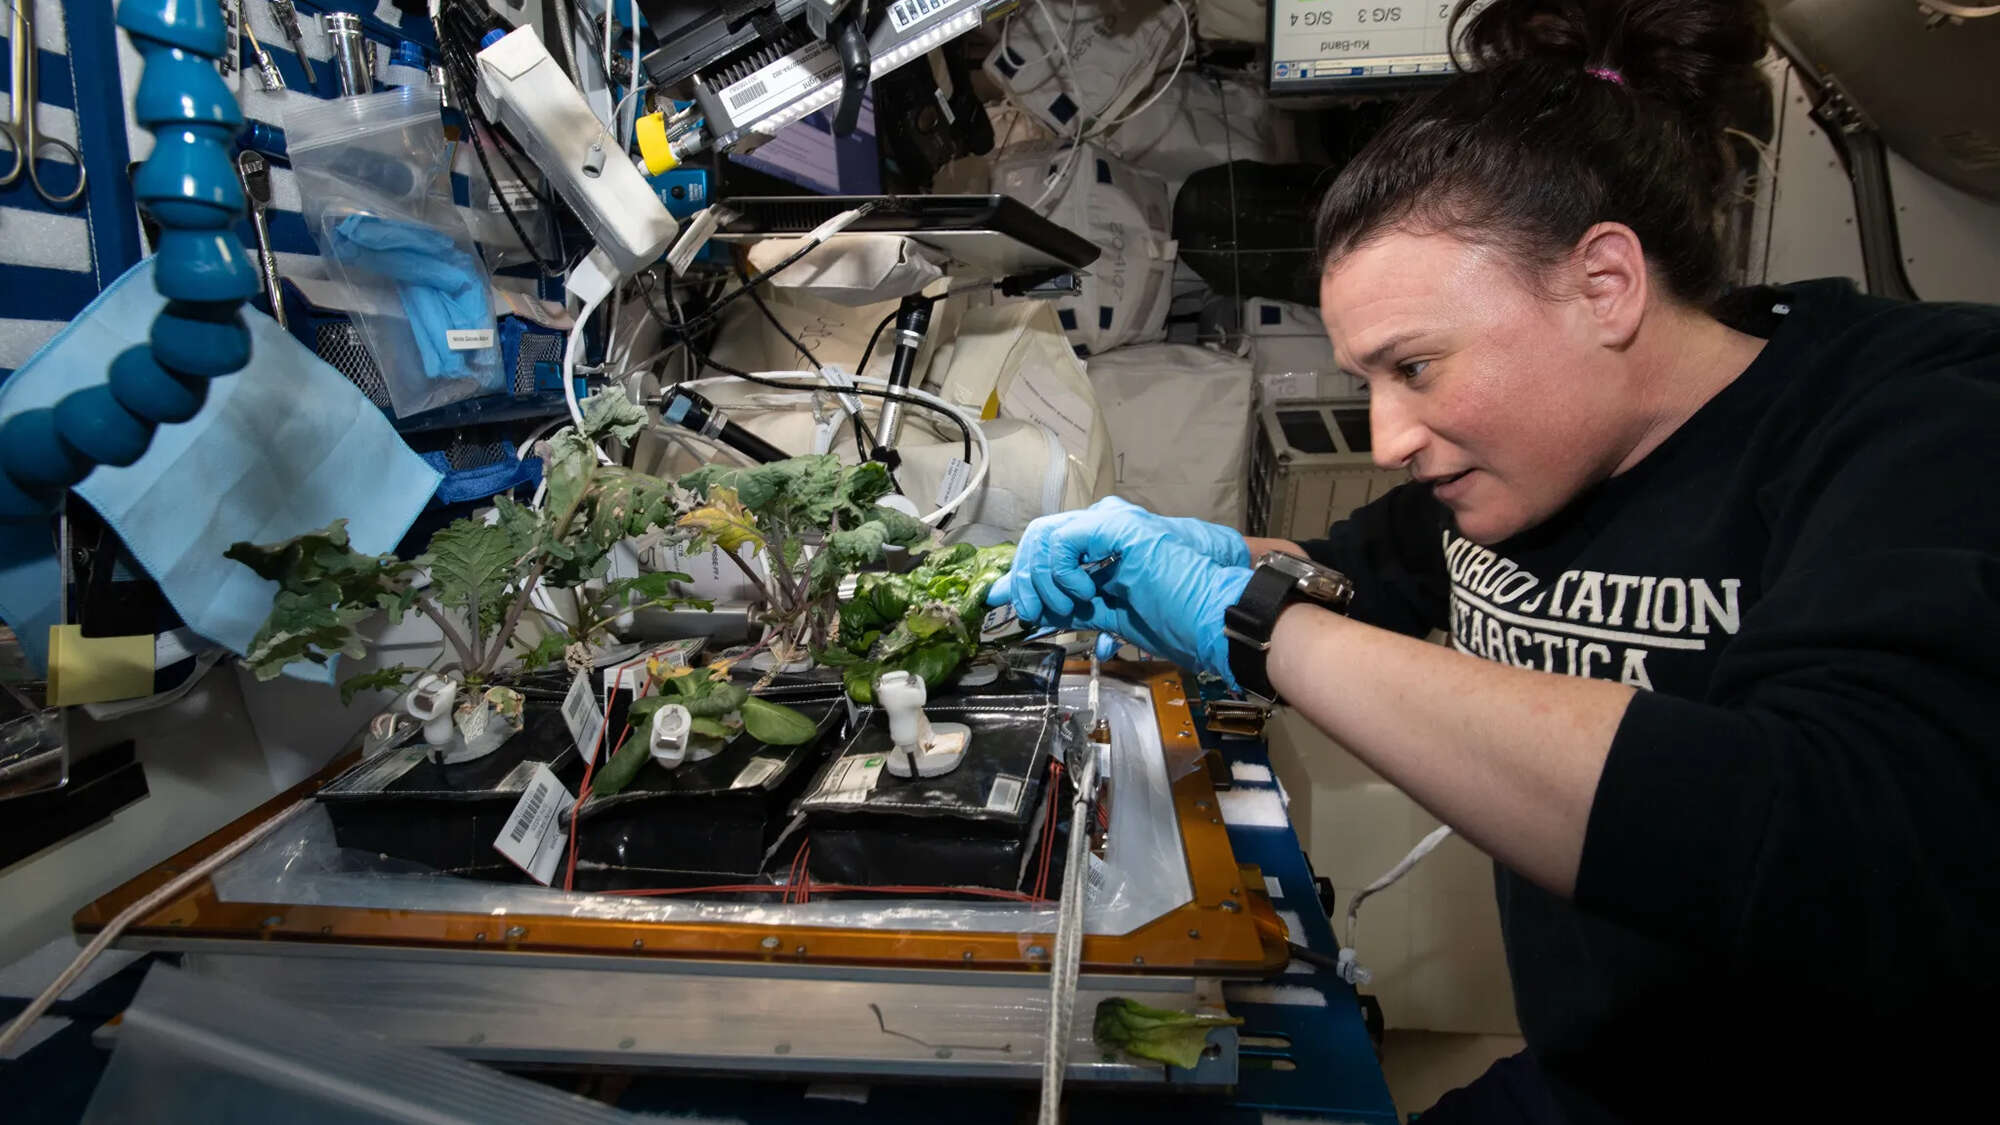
[988,512,1252,685]
[986,497,1250,628]
[328,215,502,389]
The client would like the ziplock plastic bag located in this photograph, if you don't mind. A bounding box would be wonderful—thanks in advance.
[287,88,504,417]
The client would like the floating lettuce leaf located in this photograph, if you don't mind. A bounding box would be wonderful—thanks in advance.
[1092,998,1244,1070]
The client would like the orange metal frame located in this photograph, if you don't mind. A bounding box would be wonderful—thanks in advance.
[76,665,1289,975]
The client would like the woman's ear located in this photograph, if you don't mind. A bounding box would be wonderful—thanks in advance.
[1573,222,1649,350]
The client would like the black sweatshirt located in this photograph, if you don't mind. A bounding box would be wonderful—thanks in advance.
[1299,278,2000,1122]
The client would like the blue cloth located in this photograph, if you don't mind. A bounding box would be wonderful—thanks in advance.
[418,451,542,507]
[326,215,502,390]
[988,499,1251,681]
[0,258,442,678]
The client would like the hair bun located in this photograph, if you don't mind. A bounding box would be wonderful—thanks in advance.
[1457,0,1767,122]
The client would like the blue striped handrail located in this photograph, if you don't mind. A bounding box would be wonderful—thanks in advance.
[0,0,255,520]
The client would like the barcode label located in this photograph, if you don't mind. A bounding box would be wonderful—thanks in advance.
[888,0,963,33]
[717,42,839,127]
[815,753,885,804]
[987,773,1024,814]
[562,671,607,764]
[510,783,549,843]
[492,763,573,884]
[732,756,784,790]
[1085,852,1109,903]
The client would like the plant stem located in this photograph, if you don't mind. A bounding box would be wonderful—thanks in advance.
[574,596,712,641]
[415,595,479,671]
[480,557,549,675]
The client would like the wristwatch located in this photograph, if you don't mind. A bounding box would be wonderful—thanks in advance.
[1224,553,1355,702]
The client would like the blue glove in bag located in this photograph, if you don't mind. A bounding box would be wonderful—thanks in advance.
[328,215,504,392]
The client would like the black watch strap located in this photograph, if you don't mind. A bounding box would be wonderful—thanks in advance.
[1224,566,1298,701]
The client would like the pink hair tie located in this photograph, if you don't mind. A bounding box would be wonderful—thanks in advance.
[1586,65,1625,86]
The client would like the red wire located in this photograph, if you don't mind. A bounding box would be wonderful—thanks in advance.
[1033,758,1063,902]
[563,656,653,892]
[600,883,1043,903]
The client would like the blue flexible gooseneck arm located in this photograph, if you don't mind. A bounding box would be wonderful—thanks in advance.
[0,0,256,520]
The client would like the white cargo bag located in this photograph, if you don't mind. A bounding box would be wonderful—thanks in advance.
[1085,342,1255,528]
[1102,72,1298,201]
[990,140,1176,355]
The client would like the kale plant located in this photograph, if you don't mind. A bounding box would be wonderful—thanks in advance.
[815,543,1015,703]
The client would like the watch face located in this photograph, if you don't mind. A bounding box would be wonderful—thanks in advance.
[1261,552,1355,610]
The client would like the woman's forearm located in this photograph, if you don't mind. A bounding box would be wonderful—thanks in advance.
[1266,603,1635,896]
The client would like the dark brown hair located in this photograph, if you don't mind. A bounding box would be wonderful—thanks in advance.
[1314,0,1769,305]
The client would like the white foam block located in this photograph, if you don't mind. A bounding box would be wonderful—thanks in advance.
[1224,983,1329,1008]
[1218,786,1289,829]
[1230,761,1273,784]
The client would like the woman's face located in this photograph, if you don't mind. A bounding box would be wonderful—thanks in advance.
[1320,229,1639,544]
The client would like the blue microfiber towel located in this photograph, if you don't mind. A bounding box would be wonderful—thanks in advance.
[327,215,503,390]
[0,258,443,679]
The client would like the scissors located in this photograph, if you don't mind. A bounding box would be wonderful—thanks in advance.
[2,0,87,206]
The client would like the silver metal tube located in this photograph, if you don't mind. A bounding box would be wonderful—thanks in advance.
[321,13,374,97]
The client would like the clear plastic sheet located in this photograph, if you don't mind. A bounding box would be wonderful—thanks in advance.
[213,676,1193,937]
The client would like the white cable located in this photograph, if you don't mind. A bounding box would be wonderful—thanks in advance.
[677,374,990,526]
[516,416,568,460]
[0,800,311,1057]
[564,250,621,466]
[602,0,614,133]
[1096,0,1192,129]
[1336,825,1455,987]
[625,0,644,146]
[1037,745,1099,1125]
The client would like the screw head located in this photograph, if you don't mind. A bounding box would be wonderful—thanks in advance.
[320,925,332,935]
[632,939,645,949]
[619,1037,636,1050]
[761,936,783,950]
[1132,955,1146,965]
[963,950,975,961]
[1194,799,1211,809]
[505,925,527,939]
[475,932,487,942]
[1220,899,1241,913]
[774,1042,792,1055]
[261,915,284,927]
[1187,929,1201,940]
[936,1047,953,1059]
[1026,945,1048,959]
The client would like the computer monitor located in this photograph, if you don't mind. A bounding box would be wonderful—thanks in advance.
[1268,0,1491,93]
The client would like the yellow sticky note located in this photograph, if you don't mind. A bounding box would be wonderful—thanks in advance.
[46,626,155,707]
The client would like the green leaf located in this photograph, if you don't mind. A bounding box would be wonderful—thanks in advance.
[1092,998,1243,1070]
[605,570,692,604]
[516,631,569,672]
[590,731,652,797]
[739,696,819,746]
[580,390,648,444]
[688,716,732,739]
[625,694,674,725]
[226,522,419,678]
[842,661,883,704]
[899,639,969,688]
[338,664,418,705]
[419,518,523,635]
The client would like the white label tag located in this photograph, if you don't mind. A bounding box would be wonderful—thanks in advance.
[817,753,886,804]
[979,604,1023,644]
[493,763,573,885]
[935,457,972,508]
[719,41,841,127]
[562,671,607,764]
[446,329,497,351]
[986,773,1024,815]
[613,639,705,694]
[732,756,785,791]
[887,0,968,33]
[1084,852,1110,904]
[666,205,730,277]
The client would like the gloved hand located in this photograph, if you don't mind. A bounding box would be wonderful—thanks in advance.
[988,505,1252,685]
[987,497,1250,627]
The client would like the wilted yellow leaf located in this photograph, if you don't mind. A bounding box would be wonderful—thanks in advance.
[676,486,766,554]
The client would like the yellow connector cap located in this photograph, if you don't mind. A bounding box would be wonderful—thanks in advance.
[636,112,679,175]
